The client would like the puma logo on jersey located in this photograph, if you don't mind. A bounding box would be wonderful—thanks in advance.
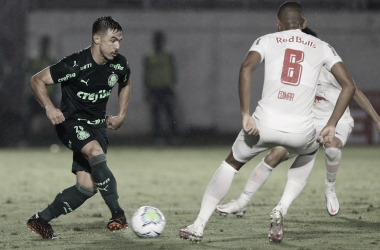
[80,79,89,86]
[278,91,294,101]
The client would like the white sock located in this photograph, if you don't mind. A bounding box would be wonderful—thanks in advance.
[238,159,274,207]
[278,151,317,216]
[325,148,341,185]
[196,161,238,225]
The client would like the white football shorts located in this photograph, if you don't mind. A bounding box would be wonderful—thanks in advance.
[314,118,353,147]
[232,122,319,164]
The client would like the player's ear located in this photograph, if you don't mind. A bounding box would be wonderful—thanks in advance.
[93,33,100,45]
[302,19,307,29]
[277,18,282,31]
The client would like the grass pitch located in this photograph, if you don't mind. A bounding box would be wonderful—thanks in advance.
[0,146,380,249]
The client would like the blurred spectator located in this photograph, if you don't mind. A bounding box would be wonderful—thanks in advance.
[22,36,57,144]
[144,31,178,144]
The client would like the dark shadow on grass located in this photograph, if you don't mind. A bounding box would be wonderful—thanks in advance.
[282,216,380,241]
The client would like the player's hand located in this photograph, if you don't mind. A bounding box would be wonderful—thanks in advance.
[106,115,125,130]
[317,125,335,145]
[242,115,259,136]
[46,106,65,125]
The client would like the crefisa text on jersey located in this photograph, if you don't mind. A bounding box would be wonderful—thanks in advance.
[276,36,317,49]
[109,63,124,71]
[77,89,112,103]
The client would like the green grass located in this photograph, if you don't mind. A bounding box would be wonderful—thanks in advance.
[0,146,380,249]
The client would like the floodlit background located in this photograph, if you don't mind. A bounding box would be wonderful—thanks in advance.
[0,0,379,147]
[1,1,380,249]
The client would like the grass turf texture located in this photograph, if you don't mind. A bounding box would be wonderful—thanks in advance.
[0,146,379,249]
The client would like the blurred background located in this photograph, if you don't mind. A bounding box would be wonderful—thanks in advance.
[0,0,379,148]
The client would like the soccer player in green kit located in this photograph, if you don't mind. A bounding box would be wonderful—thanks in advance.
[27,16,131,239]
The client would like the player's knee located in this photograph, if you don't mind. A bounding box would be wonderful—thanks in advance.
[225,151,245,170]
[88,149,104,158]
[76,182,97,197]
[325,147,341,161]
[81,140,104,159]
[88,153,107,168]
[84,144,104,159]
[264,148,287,168]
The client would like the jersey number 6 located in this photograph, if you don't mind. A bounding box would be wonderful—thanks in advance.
[281,49,304,86]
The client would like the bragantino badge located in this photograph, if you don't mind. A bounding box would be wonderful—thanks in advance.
[74,126,90,140]
[108,73,118,87]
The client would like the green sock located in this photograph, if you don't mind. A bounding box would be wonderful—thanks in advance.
[39,183,97,222]
[89,154,123,214]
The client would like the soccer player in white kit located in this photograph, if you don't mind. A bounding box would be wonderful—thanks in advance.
[216,27,380,220]
[179,2,356,244]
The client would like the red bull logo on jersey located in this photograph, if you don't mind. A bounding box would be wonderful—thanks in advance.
[276,36,316,49]
[314,96,327,105]
[278,91,294,101]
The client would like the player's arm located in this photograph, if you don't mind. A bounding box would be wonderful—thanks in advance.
[318,62,356,144]
[107,77,131,130]
[239,51,262,136]
[353,88,380,133]
[29,67,65,125]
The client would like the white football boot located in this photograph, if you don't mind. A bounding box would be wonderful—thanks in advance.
[268,205,284,243]
[179,224,204,242]
[216,200,247,217]
[324,181,339,216]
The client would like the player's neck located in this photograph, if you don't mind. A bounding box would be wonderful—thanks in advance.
[90,46,108,65]
[281,28,301,31]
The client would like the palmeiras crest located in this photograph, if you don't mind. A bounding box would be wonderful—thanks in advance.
[77,130,90,140]
[108,73,118,87]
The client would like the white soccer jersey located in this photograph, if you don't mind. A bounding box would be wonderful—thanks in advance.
[250,29,342,133]
[313,67,354,127]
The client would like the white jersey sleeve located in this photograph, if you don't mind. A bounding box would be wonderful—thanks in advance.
[313,67,354,128]
[249,29,343,133]
[249,37,267,63]
[323,43,343,71]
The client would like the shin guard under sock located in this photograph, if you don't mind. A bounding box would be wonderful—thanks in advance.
[89,154,122,213]
[39,183,97,222]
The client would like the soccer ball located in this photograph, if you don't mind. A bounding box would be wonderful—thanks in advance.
[131,206,166,238]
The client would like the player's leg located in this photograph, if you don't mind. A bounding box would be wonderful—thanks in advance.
[27,122,99,239]
[324,136,343,215]
[277,149,318,216]
[180,152,241,242]
[27,169,97,239]
[317,120,351,216]
[268,149,318,243]
[81,140,127,230]
[268,128,319,243]
[216,147,288,217]
[180,129,268,242]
